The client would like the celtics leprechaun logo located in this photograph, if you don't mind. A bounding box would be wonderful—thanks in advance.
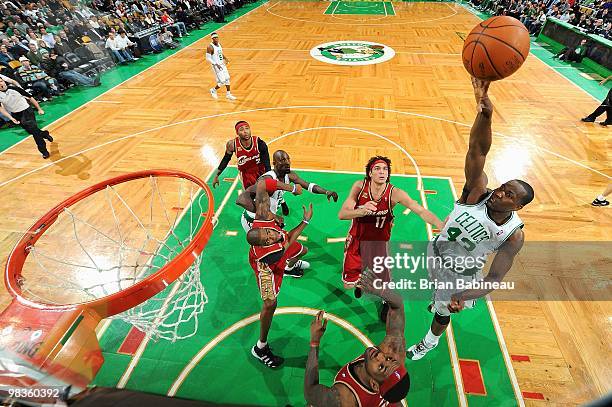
[310,41,396,66]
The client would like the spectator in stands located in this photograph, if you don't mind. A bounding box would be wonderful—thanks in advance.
[40,27,55,49]
[13,17,30,37]
[8,36,29,57]
[59,29,81,51]
[26,43,44,66]
[175,6,194,29]
[161,10,188,37]
[116,31,139,60]
[27,31,47,50]
[53,34,72,55]
[105,31,136,64]
[158,26,179,49]
[0,45,15,67]
[529,10,547,35]
[16,56,62,99]
[213,0,226,23]
[559,9,572,22]
[41,49,101,88]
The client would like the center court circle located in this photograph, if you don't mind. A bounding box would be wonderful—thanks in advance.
[310,41,395,65]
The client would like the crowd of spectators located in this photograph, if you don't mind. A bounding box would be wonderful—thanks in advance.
[471,0,611,39]
[0,0,255,127]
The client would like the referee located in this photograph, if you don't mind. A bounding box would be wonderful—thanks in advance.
[0,78,53,158]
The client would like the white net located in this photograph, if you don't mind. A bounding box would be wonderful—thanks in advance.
[19,174,211,342]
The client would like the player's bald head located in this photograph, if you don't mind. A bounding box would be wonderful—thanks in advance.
[246,228,265,246]
[273,150,289,161]
[273,150,291,176]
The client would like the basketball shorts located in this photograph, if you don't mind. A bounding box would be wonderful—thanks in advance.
[427,243,480,317]
[241,210,255,232]
[212,65,230,86]
[342,234,390,286]
[249,242,304,300]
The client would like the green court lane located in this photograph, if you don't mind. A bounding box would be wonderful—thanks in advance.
[94,168,517,406]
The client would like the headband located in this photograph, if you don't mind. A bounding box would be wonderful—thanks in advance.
[369,159,388,170]
[235,121,249,133]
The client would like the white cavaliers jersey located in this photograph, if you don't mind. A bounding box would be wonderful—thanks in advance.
[246,170,289,218]
[210,42,225,66]
[432,192,523,272]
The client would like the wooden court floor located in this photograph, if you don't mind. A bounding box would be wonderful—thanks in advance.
[0,1,610,405]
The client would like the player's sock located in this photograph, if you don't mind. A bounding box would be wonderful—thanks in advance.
[424,328,440,348]
[597,195,605,201]
[257,340,267,349]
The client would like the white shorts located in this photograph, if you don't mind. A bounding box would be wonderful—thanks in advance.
[212,65,230,86]
[427,243,479,317]
[241,211,254,233]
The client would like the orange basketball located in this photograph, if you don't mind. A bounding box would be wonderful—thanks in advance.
[462,16,530,81]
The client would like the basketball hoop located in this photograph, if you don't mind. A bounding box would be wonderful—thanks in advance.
[0,170,214,393]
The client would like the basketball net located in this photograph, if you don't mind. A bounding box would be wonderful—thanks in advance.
[1,170,214,394]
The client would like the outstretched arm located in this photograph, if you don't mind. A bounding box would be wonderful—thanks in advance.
[462,78,493,204]
[392,188,444,230]
[289,172,338,202]
[304,311,357,407]
[358,270,405,356]
[212,140,235,188]
[254,178,272,220]
[285,204,313,249]
[236,177,303,211]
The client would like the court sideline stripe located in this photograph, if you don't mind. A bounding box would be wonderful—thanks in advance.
[0,0,267,157]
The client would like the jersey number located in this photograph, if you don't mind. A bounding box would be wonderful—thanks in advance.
[446,227,476,251]
[375,216,386,229]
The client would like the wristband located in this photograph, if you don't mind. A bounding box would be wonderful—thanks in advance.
[292,184,297,193]
[310,341,319,347]
[302,219,309,225]
[308,183,317,193]
[265,178,278,193]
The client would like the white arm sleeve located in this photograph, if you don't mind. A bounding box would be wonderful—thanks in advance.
[206,52,214,64]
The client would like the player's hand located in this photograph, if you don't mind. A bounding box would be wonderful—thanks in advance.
[471,77,492,114]
[37,109,45,115]
[363,200,377,212]
[326,190,338,202]
[10,117,20,125]
[447,294,465,313]
[212,175,220,188]
[357,268,383,297]
[303,203,313,222]
[292,184,303,196]
[356,207,371,217]
[356,200,377,216]
[310,310,328,343]
[273,214,284,228]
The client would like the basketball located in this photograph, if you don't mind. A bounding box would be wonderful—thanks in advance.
[462,16,530,81]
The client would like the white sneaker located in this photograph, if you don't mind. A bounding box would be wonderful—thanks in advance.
[226,93,236,100]
[407,339,437,361]
[210,88,218,99]
[284,260,310,278]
